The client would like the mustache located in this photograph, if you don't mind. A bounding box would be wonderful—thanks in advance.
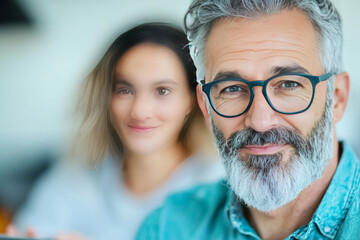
[214,126,308,157]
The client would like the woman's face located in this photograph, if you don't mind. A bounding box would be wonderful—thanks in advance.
[110,44,193,156]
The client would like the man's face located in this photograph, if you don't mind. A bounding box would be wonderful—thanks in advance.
[201,9,334,211]
[205,9,328,139]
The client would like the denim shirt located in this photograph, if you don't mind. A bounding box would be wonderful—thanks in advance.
[136,142,360,240]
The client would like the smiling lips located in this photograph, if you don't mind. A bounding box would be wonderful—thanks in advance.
[242,144,287,155]
[128,125,158,133]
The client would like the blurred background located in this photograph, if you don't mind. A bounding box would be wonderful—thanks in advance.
[0,0,359,228]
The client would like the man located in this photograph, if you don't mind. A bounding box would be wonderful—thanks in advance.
[137,0,359,239]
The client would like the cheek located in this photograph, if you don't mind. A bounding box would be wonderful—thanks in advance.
[277,93,328,137]
[212,113,245,139]
[157,99,188,122]
[292,83,328,134]
[110,97,129,125]
[312,83,328,114]
[155,104,173,122]
[157,92,193,131]
[282,114,313,137]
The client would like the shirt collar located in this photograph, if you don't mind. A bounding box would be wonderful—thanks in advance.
[225,189,261,239]
[224,141,360,239]
[310,141,360,238]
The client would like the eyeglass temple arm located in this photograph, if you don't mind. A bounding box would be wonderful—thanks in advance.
[319,72,336,82]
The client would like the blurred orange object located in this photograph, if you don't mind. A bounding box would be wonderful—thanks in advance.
[0,207,11,233]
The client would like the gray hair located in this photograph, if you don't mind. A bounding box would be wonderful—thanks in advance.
[184,0,343,95]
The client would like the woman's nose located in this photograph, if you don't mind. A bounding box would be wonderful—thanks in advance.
[130,94,154,121]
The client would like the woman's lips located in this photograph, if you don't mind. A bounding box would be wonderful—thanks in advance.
[128,125,158,133]
[242,144,287,155]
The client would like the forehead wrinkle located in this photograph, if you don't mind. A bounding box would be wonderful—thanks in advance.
[214,48,308,60]
[211,48,309,68]
[211,37,310,58]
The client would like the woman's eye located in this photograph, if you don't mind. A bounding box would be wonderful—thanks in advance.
[116,88,133,95]
[157,87,171,96]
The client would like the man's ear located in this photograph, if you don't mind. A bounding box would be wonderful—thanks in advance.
[332,72,350,123]
[196,84,211,129]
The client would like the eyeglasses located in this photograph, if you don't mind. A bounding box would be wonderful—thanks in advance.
[200,72,335,118]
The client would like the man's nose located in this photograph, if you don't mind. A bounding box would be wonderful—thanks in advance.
[130,94,154,121]
[244,87,280,132]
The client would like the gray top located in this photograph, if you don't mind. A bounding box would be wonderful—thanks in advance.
[15,153,224,240]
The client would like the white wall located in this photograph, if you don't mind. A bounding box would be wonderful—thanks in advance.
[0,0,359,170]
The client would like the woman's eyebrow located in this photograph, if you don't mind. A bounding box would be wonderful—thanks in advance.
[114,79,133,87]
[152,79,178,86]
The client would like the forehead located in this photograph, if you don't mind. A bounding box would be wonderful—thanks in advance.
[116,44,179,72]
[115,44,186,85]
[204,9,323,81]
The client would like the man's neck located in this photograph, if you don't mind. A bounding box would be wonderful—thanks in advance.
[245,142,339,240]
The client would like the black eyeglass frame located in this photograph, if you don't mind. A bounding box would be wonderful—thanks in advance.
[200,72,335,118]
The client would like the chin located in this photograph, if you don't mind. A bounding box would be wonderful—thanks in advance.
[125,141,162,155]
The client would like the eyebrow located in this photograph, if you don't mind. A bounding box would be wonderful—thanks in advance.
[212,72,243,82]
[113,79,178,87]
[211,64,310,82]
[114,79,133,87]
[152,79,178,86]
[270,65,310,75]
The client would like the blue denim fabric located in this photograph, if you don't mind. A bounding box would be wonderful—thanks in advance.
[136,142,360,240]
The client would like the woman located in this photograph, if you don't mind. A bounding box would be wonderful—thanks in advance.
[11,23,223,240]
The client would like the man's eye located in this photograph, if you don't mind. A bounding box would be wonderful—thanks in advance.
[220,85,246,94]
[224,86,241,92]
[280,81,301,89]
[157,87,171,96]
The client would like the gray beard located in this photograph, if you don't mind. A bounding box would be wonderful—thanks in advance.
[212,101,334,212]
